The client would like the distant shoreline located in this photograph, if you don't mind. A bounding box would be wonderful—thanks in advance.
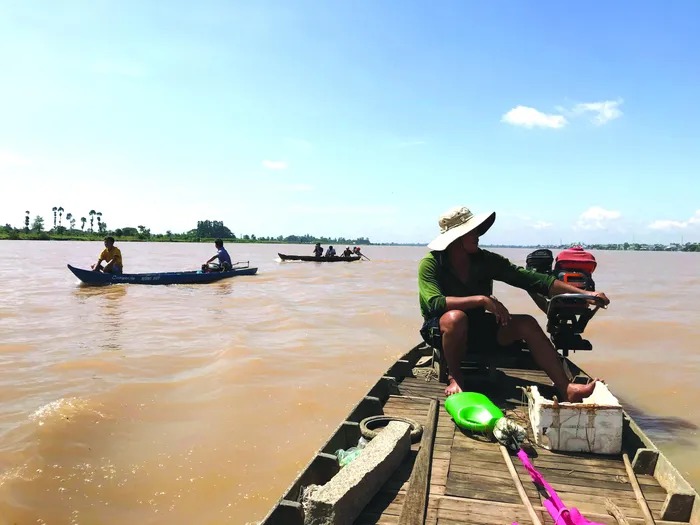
[1,233,697,252]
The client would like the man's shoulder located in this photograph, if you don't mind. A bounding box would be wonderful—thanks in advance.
[478,248,508,263]
[418,251,442,272]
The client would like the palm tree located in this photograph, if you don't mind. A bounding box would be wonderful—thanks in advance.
[66,213,73,231]
[52,207,57,229]
[58,206,64,226]
[24,211,30,232]
[96,212,103,232]
[81,217,87,231]
[89,210,96,232]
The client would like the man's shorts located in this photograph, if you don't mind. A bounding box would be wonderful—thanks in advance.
[419,312,500,354]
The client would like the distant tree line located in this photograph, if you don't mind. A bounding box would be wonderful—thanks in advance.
[491,242,700,252]
[0,212,373,245]
[3,209,695,249]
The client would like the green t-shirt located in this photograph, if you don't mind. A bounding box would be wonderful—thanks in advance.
[418,249,555,320]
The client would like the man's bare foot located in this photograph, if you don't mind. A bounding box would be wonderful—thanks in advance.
[445,378,463,396]
[565,380,598,403]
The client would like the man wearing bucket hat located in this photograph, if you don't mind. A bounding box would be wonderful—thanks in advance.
[418,206,610,400]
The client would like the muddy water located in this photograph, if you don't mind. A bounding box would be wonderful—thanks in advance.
[0,241,697,524]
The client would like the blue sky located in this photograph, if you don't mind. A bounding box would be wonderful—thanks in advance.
[1,1,699,245]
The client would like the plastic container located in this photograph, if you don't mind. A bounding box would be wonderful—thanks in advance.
[444,392,504,432]
[335,447,363,467]
[334,437,368,467]
[527,383,622,454]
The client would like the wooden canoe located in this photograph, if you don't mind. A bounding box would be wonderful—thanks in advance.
[260,343,700,525]
[67,263,258,286]
[278,253,362,262]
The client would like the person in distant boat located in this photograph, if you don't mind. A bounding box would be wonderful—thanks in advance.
[203,239,232,272]
[325,245,336,257]
[313,243,323,257]
[418,206,611,401]
[353,246,362,256]
[92,236,123,274]
[342,246,353,257]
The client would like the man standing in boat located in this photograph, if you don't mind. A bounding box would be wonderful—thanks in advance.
[92,236,123,274]
[313,242,323,257]
[203,239,232,271]
[418,206,610,402]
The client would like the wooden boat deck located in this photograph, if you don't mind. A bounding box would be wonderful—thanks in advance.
[260,343,699,525]
[356,373,678,525]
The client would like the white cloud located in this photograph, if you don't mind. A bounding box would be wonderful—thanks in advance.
[502,99,623,129]
[575,206,622,230]
[501,106,567,129]
[532,220,553,230]
[648,210,700,230]
[571,99,623,125]
[262,160,288,170]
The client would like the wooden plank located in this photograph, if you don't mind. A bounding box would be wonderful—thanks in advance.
[518,465,663,489]
[606,497,632,525]
[444,478,523,504]
[438,496,544,525]
[398,398,439,525]
[500,445,543,525]
[623,452,658,524]
[348,396,384,423]
[437,495,689,525]
[262,499,304,525]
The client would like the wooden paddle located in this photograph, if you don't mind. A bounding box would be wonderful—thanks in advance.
[359,253,371,261]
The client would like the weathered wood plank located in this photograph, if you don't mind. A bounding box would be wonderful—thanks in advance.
[622,452,658,524]
[500,444,544,525]
[398,398,438,525]
[606,497,632,525]
[444,478,523,504]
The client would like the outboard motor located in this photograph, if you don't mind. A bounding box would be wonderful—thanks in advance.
[525,248,554,274]
[525,246,602,356]
[554,246,596,291]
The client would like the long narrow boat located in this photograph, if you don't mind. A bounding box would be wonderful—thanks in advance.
[260,342,700,525]
[278,253,362,262]
[67,263,258,286]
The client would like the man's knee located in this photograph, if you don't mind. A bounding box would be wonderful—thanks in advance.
[513,314,543,336]
[440,310,469,337]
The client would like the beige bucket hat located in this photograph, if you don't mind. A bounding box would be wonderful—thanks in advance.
[427,206,496,251]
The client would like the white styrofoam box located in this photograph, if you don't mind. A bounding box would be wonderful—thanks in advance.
[527,382,623,455]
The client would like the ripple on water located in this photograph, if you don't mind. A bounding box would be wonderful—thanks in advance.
[1,242,699,524]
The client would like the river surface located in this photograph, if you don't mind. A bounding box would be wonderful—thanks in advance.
[0,241,698,524]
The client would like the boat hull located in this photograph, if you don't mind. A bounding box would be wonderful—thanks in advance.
[67,264,258,286]
[260,343,700,525]
[278,253,361,262]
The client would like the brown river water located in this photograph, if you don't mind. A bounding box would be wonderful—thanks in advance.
[0,240,698,524]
